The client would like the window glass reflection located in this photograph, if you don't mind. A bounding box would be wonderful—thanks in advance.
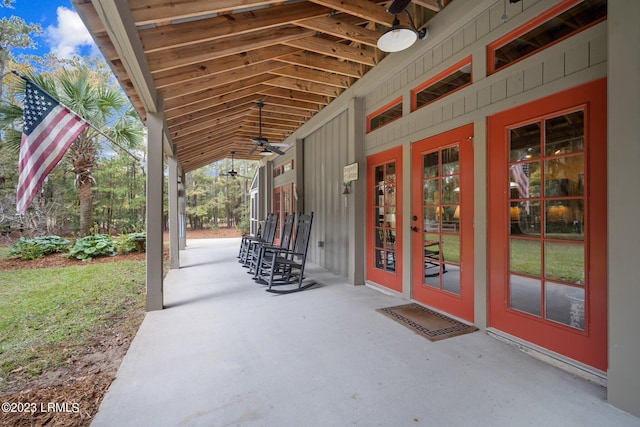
[510,200,541,236]
[545,241,584,284]
[545,199,584,240]
[423,179,439,205]
[441,176,460,204]
[423,152,439,178]
[510,238,541,276]
[442,146,460,175]
[545,111,584,156]
[510,122,541,162]
[544,155,584,197]
[510,275,541,316]
[545,283,584,330]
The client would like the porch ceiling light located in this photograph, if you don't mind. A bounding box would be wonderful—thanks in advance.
[377,13,428,53]
[259,148,272,156]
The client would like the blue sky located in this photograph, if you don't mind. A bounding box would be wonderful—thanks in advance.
[2,0,98,59]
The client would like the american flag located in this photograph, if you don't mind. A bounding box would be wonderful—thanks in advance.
[510,161,530,213]
[16,77,89,213]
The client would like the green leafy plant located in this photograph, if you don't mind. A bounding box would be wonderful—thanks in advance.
[114,232,146,254]
[67,234,116,261]
[8,236,71,260]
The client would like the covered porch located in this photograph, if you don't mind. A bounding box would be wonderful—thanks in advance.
[91,238,638,426]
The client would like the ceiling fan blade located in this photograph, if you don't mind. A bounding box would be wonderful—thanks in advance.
[248,145,258,155]
[387,0,411,14]
[269,142,290,148]
[266,145,285,156]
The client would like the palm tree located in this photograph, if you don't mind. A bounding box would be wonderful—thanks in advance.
[0,65,144,235]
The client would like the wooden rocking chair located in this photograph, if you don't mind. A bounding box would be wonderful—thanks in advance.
[255,212,315,294]
[247,212,295,277]
[239,213,278,266]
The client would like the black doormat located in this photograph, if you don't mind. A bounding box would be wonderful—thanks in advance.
[376,303,478,342]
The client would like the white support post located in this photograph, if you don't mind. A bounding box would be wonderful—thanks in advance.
[347,97,365,286]
[178,171,186,250]
[168,155,179,269]
[145,100,165,311]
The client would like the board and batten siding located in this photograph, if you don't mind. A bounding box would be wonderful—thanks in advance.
[303,110,350,276]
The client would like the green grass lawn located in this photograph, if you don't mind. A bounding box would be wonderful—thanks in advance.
[0,259,145,391]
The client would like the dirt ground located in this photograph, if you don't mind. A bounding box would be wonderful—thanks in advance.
[0,228,241,427]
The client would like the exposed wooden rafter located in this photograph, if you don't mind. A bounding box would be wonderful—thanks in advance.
[71,0,449,171]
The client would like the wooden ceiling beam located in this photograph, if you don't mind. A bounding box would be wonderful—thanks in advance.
[268,65,351,88]
[258,87,328,106]
[165,94,261,121]
[275,52,363,78]
[167,102,251,131]
[164,84,270,112]
[160,65,280,99]
[283,36,376,66]
[411,0,444,13]
[307,0,399,27]
[146,25,315,72]
[295,15,380,48]
[152,45,299,88]
[140,2,328,52]
[264,76,340,98]
[129,0,283,26]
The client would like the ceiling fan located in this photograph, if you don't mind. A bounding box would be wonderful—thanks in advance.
[248,101,289,156]
[224,151,249,179]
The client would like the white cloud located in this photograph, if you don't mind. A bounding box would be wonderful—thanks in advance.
[46,6,97,59]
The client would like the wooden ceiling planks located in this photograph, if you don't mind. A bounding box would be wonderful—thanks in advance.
[72,0,448,170]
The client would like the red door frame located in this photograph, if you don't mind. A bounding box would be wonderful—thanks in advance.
[366,146,403,292]
[411,124,474,322]
[487,79,607,370]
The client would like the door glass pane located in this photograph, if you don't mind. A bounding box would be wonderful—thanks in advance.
[545,283,584,330]
[442,234,460,264]
[423,179,439,205]
[443,235,461,295]
[510,238,541,276]
[510,200,541,236]
[544,241,584,284]
[441,176,460,204]
[442,146,459,175]
[442,205,460,233]
[423,233,442,286]
[424,207,438,231]
[545,154,584,197]
[423,152,439,178]
[545,200,584,240]
[373,160,397,273]
[510,160,540,199]
[545,111,584,156]
[510,275,541,316]
[510,122,541,162]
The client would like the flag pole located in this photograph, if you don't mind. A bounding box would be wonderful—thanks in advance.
[12,70,142,163]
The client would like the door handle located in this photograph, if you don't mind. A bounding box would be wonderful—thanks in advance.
[410,226,419,233]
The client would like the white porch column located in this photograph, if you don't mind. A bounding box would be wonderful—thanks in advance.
[178,172,186,250]
[168,155,180,269]
[347,98,365,286]
[145,100,165,311]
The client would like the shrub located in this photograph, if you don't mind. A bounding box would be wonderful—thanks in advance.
[67,234,117,261]
[114,232,146,254]
[9,236,71,260]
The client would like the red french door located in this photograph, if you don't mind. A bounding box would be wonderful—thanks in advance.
[487,79,607,370]
[411,124,474,322]
[366,147,403,293]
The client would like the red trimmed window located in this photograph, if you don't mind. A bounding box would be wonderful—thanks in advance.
[411,57,472,112]
[488,0,607,75]
[367,96,403,133]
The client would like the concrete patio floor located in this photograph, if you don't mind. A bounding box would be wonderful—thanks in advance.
[92,238,640,427]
